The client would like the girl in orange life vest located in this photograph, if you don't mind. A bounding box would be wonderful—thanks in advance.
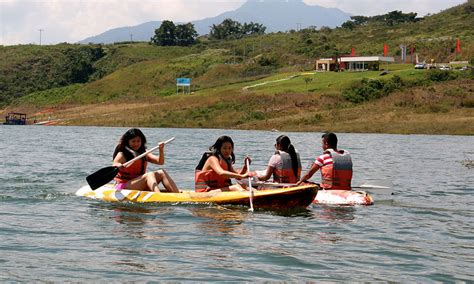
[297,132,353,190]
[195,135,251,192]
[256,135,302,184]
[112,128,179,193]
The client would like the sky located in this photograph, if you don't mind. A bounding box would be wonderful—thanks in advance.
[0,0,467,45]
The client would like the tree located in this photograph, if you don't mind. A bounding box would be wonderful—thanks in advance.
[151,20,177,46]
[209,18,242,40]
[242,22,266,36]
[175,23,198,46]
[303,77,313,92]
[341,20,355,30]
[209,18,266,40]
[151,21,198,46]
[351,16,369,25]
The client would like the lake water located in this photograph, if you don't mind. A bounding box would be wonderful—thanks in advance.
[1,125,473,281]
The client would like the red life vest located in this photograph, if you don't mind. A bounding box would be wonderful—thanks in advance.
[273,150,301,183]
[320,149,352,190]
[114,158,147,184]
[195,156,232,192]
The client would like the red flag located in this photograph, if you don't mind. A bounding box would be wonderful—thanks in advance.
[351,47,355,56]
[383,43,388,56]
[456,38,461,53]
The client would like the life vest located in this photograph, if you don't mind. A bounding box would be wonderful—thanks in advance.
[195,154,232,192]
[320,149,352,190]
[273,150,301,183]
[114,158,147,184]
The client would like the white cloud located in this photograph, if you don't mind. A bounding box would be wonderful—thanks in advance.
[304,0,467,16]
[0,0,467,45]
[0,0,245,45]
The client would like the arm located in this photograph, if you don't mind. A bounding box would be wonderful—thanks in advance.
[112,152,126,168]
[258,154,279,181]
[146,143,165,165]
[232,156,251,175]
[297,163,320,185]
[209,156,248,179]
[257,166,274,181]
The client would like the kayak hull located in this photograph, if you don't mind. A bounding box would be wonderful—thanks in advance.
[76,184,318,210]
[313,189,374,205]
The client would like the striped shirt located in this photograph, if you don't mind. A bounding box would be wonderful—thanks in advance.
[315,153,333,167]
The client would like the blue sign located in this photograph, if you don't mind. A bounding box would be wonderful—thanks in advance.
[176,78,191,86]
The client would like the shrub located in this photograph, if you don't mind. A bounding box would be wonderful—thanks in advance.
[257,55,279,67]
[426,70,457,82]
[342,75,404,103]
[243,111,266,121]
[461,99,474,108]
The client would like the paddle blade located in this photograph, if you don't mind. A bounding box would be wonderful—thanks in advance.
[86,166,119,190]
[358,179,393,195]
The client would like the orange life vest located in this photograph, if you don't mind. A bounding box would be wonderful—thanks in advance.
[114,158,147,184]
[320,149,352,190]
[195,155,232,192]
[273,150,302,183]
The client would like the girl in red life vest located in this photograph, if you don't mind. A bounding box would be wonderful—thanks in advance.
[112,128,179,193]
[256,135,302,184]
[195,135,251,192]
[297,132,353,190]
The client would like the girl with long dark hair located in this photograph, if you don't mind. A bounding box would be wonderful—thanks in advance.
[112,128,179,192]
[195,135,251,192]
[256,135,301,183]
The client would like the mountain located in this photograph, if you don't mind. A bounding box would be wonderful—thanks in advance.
[79,21,162,44]
[79,0,351,44]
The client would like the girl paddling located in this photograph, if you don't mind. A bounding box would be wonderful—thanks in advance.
[112,128,179,193]
[195,135,251,192]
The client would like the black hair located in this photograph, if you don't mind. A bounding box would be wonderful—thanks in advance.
[196,135,235,171]
[209,135,235,164]
[276,135,299,178]
[113,128,147,161]
[322,132,338,149]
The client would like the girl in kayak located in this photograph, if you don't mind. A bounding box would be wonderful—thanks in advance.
[112,128,179,192]
[195,135,251,192]
[255,135,301,183]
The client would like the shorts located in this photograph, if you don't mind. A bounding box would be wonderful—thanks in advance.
[115,182,128,190]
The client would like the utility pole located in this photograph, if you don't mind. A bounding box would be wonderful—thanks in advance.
[296,23,302,31]
[130,33,133,43]
[38,29,43,45]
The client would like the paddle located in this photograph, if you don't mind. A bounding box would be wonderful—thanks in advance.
[353,180,393,195]
[258,180,393,194]
[246,159,254,212]
[86,137,175,190]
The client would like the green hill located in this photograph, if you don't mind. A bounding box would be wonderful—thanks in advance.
[1,1,473,134]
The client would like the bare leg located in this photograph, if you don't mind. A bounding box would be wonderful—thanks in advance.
[228,184,247,191]
[127,172,159,192]
[155,169,179,193]
[145,172,161,192]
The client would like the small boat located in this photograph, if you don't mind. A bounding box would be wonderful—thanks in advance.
[313,189,374,205]
[3,112,28,125]
[75,183,318,210]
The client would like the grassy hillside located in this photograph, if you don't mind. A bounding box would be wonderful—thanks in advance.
[1,1,474,134]
[0,44,105,105]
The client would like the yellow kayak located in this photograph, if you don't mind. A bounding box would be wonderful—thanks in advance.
[75,183,318,210]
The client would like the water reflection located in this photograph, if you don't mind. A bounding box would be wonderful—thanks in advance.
[90,203,171,240]
[311,205,357,222]
[189,206,248,236]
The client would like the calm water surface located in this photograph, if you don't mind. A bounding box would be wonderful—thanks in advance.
[0,126,473,281]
